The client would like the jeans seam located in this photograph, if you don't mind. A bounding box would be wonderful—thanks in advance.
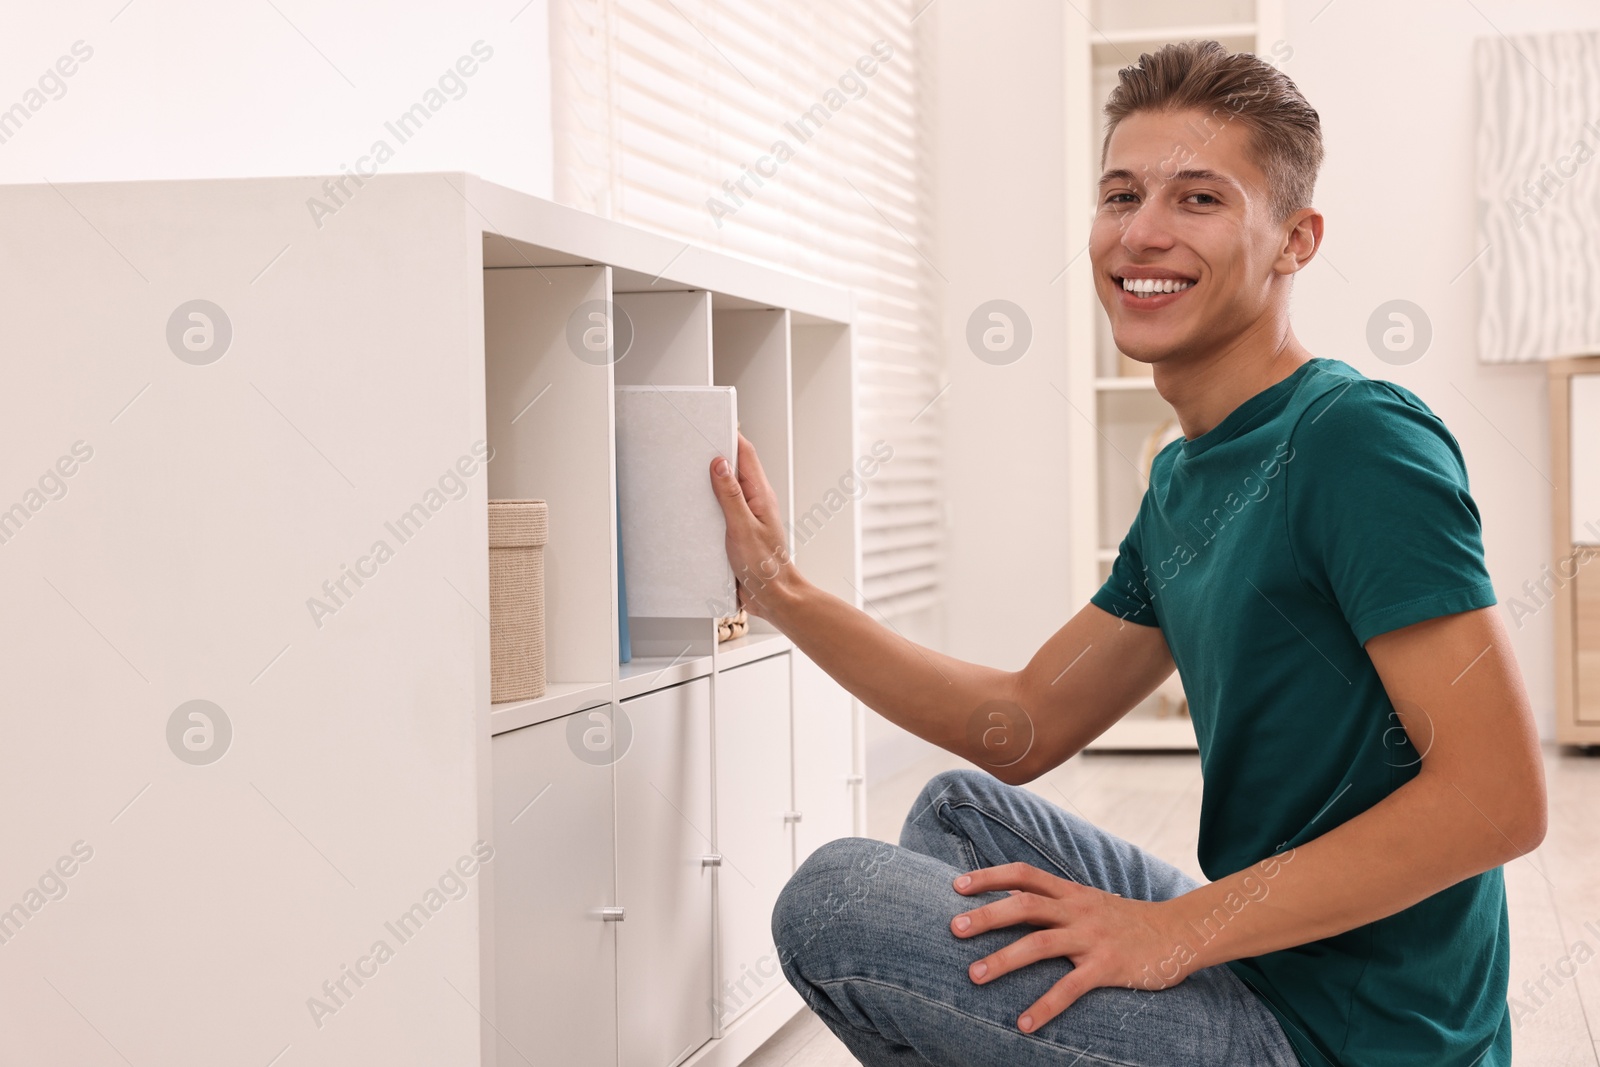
[813,975,1154,1067]
[936,795,1096,887]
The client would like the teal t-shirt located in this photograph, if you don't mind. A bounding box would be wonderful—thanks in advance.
[1090,358,1508,1066]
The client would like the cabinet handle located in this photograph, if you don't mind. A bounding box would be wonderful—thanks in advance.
[846,775,864,785]
[600,906,626,922]
[702,854,723,867]
[783,811,804,824]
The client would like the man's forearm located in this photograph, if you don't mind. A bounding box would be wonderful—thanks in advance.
[708,437,1175,780]
[1151,611,1547,984]
[1150,770,1537,985]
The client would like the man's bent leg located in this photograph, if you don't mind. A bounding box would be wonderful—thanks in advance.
[771,772,1298,1066]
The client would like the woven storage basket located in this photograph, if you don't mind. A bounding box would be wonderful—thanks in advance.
[488,499,548,704]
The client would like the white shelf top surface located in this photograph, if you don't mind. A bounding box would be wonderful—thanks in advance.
[463,174,854,327]
[2,171,855,329]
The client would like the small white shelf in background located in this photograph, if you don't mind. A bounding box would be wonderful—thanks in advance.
[1068,0,1283,753]
[1095,376,1160,392]
[489,680,614,737]
[1086,713,1197,751]
[715,630,793,671]
[616,653,716,701]
[1095,22,1256,47]
[1571,374,1600,545]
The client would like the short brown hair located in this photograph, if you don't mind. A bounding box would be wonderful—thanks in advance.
[1101,40,1323,220]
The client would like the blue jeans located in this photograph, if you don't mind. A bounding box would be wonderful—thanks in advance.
[771,768,1299,1066]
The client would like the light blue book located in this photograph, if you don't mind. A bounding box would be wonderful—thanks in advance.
[617,499,631,663]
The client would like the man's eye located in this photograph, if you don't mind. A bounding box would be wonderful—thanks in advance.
[1105,192,1137,205]
[1186,192,1219,205]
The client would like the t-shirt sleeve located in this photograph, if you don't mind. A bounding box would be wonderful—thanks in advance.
[1286,380,1497,645]
[1091,506,1160,628]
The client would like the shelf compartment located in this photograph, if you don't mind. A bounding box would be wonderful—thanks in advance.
[615,386,738,619]
[612,288,736,681]
[714,306,794,555]
[484,264,619,687]
[790,322,858,604]
[614,289,714,387]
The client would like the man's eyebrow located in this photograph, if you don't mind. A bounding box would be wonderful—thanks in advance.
[1167,168,1242,188]
[1097,167,1243,188]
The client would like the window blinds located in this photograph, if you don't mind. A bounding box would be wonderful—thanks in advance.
[549,0,944,619]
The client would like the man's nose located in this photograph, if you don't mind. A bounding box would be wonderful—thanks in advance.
[1120,195,1177,255]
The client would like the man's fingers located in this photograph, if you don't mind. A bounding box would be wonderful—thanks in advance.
[953,862,1066,898]
[1019,968,1096,1034]
[711,454,750,515]
[951,891,1053,940]
[735,432,765,482]
[734,433,778,521]
[966,927,1076,986]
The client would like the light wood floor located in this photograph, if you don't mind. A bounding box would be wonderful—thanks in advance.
[741,745,1600,1066]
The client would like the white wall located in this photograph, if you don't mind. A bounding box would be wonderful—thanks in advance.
[932,0,1600,740]
[1284,0,1600,741]
[854,0,1074,787]
[0,0,552,196]
[933,0,1072,680]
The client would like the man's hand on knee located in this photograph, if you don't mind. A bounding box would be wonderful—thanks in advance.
[950,862,1192,1034]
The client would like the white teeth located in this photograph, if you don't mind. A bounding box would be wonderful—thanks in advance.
[1120,276,1195,296]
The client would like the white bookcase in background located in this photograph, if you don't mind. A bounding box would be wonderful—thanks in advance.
[478,187,865,1067]
[1064,2,1285,750]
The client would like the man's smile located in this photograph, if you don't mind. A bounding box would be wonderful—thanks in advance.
[1111,268,1200,308]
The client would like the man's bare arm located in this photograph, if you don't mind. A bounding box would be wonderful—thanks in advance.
[1163,604,1546,970]
[711,434,1176,781]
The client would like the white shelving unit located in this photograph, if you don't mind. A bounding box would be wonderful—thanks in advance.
[478,186,868,1067]
[1549,358,1600,746]
[0,173,862,1067]
[1065,3,1284,750]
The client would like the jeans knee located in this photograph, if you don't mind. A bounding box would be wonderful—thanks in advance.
[771,837,902,978]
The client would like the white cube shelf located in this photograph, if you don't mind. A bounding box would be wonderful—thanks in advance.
[0,173,863,1067]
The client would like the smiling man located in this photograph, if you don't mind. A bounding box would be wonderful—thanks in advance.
[710,40,1545,1067]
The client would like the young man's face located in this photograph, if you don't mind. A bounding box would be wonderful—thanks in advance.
[1090,107,1303,366]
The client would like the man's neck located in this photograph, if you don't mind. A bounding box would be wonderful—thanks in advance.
[1150,315,1313,440]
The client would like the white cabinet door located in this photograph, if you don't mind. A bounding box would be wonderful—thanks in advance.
[493,709,617,1067]
[616,677,715,1067]
[712,653,795,1024]
[791,649,858,866]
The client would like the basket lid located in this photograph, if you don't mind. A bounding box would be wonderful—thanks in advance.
[488,499,548,547]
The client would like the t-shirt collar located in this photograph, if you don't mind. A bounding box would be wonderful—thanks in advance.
[1180,357,1328,459]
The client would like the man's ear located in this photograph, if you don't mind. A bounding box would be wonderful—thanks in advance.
[1274,206,1323,276]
